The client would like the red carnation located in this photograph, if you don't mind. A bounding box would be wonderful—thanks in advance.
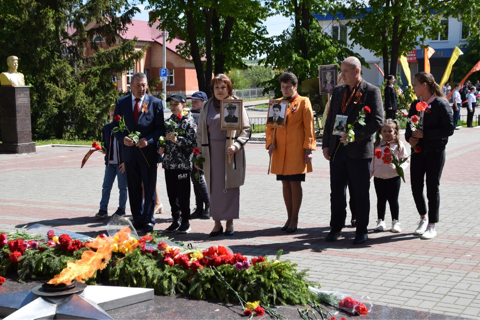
[213,256,223,267]
[0,276,5,285]
[254,306,265,316]
[114,115,121,122]
[157,242,168,251]
[176,113,182,120]
[139,235,153,243]
[193,147,200,155]
[411,115,419,123]
[414,146,422,153]
[9,251,22,263]
[355,302,369,315]
[384,147,391,154]
[257,257,265,263]
[243,309,252,317]
[416,101,428,112]
[382,154,392,165]
[218,246,228,255]
[164,257,174,267]
[251,258,258,265]
[374,149,382,159]
[363,106,371,113]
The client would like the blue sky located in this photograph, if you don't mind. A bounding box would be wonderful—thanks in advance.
[132,5,291,37]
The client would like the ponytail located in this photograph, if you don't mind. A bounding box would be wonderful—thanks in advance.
[414,72,447,101]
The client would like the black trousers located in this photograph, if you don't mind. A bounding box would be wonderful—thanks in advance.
[125,157,157,225]
[330,146,371,234]
[348,180,356,221]
[385,109,396,120]
[374,176,401,220]
[191,166,210,208]
[467,103,476,127]
[410,150,445,223]
[165,169,191,224]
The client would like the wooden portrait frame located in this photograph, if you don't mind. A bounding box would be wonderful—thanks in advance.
[220,99,243,131]
[318,64,338,95]
[266,99,288,128]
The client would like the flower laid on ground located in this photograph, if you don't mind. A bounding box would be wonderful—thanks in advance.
[47,230,55,240]
[242,300,265,317]
[0,276,5,285]
[314,291,372,316]
[339,297,369,315]
[0,233,7,246]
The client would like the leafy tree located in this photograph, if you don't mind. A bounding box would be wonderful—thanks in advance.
[335,0,448,80]
[0,0,143,139]
[246,65,274,87]
[261,0,361,99]
[228,69,251,89]
[146,0,274,97]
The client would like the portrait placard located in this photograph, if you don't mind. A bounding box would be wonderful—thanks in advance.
[332,115,348,136]
[318,64,338,95]
[220,99,243,131]
[267,99,288,128]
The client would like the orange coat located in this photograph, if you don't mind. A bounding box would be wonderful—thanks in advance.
[265,95,316,175]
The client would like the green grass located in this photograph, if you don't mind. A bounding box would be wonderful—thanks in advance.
[457,120,478,128]
[34,139,92,146]
[251,124,267,133]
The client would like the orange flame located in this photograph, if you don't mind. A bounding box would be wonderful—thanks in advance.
[48,227,132,285]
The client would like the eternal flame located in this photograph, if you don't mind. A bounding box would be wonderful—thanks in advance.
[0,56,25,86]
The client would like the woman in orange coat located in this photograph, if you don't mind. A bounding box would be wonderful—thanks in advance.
[266,72,316,233]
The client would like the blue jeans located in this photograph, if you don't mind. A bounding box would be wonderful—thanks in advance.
[99,164,127,211]
[453,103,460,127]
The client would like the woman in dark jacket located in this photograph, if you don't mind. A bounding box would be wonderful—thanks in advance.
[405,72,454,240]
[384,75,397,119]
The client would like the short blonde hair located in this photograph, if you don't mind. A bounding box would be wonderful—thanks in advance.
[109,104,115,113]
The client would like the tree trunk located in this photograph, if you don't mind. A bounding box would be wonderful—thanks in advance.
[204,7,214,98]
[212,13,234,76]
[185,0,207,95]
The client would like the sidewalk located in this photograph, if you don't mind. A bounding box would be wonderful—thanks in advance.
[1,126,480,318]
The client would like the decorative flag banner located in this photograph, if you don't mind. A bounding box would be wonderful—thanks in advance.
[399,56,412,86]
[424,46,435,73]
[374,63,385,77]
[439,46,464,88]
[447,60,480,100]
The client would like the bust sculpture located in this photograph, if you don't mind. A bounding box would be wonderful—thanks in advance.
[0,56,25,86]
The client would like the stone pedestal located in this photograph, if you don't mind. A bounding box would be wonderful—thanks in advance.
[0,86,36,153]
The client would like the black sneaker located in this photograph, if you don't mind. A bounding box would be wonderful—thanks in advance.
[190,206,203,219]
[177,223,191,234]
[165,221,180,233]
[113,208,125,216]
[95,209,108,219]
[201,205,210,219]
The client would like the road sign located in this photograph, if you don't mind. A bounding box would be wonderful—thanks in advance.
[160,68,168,82]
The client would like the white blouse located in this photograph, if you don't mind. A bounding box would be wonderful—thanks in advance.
[370,140,410,179]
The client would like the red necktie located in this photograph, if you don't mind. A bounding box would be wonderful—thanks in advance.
[133,98,140,124]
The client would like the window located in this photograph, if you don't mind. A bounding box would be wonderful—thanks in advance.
[145,69,150,81]
[126,69,134,84]
[167,68,174,86]
[93,35,104,43]
[462,22,471,40]
[332,24,347,43]
[434,19,448,41]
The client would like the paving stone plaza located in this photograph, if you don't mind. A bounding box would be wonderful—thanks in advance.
[1,113,480,319]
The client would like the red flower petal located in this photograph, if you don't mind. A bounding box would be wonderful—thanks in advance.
[414,146,422,153]
[114,115,121,122]
[416,102,428,112]
[363,106,371,113]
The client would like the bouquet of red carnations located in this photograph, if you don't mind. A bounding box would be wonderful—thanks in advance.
[310,289,373,315]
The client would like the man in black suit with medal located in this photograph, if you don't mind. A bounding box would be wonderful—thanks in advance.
[114,73,165,233]
[322,57,383,244]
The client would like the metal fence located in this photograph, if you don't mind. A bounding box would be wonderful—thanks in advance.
[233,88,274,100]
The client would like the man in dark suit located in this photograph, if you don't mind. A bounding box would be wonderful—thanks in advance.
[267,104,284,125]
[322,57,383,244]
[384,75,398,119]
[114,73,165,233]
[224,104,238,123]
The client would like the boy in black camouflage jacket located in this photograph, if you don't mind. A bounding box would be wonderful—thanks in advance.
[158,93,197,234]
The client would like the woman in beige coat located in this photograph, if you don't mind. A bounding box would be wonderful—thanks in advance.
[196,74,251,237]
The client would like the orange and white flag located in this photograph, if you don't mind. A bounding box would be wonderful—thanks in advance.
[424,46,435,73]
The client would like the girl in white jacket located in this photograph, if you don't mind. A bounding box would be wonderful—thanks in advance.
[371,119,409,233]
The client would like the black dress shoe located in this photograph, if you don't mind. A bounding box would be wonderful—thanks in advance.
[224,229,234,236]
[201,205,210,219]
[132,221,144,230]
[353,233,368,244]
[326,231,342,242]
[142,223,155,233]
[286,227,297,233]
[281,225,288,231]
[190,206,204,219]
[209,226,223,237]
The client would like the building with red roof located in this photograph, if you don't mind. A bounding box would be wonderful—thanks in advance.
[85,19,200,95]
